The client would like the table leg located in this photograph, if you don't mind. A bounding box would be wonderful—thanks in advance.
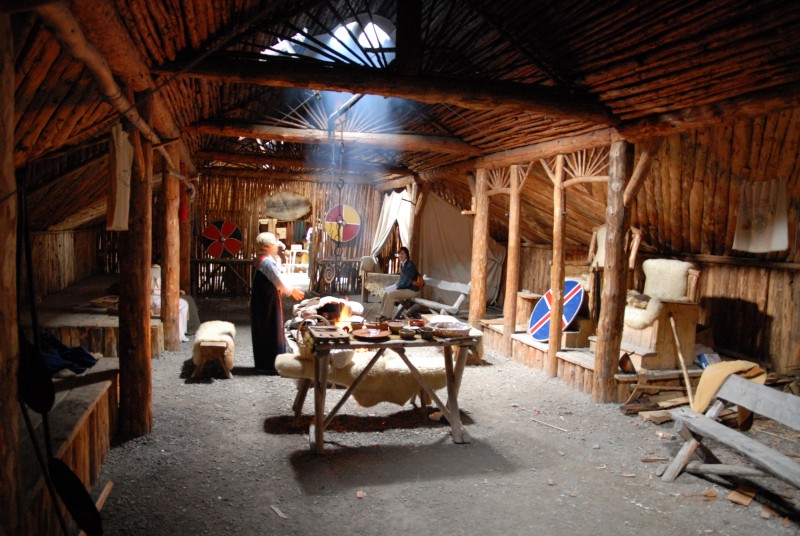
[444,346,469,444]
[453,345,470,397]
[312,350,329,453]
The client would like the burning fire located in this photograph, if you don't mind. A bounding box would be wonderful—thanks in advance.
[334,304,352,331]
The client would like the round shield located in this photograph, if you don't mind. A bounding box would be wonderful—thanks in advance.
[529,279,584,342]
[201,220,243,258]
[324,204,361,243]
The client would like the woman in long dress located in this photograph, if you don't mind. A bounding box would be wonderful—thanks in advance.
[251,232,304,374]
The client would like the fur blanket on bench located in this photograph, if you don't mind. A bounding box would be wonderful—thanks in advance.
[192,320,236,371]
[275,351,447,407]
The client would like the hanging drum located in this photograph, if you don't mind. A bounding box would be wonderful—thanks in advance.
[201,220,243,258]
[324,204,361,243]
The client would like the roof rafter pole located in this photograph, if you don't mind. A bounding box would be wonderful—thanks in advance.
[67,0,192,171]
[194,149,409,176]
[418,128,621,183]
[468,168,489,328]
[199,166,374,185]
[502,165,522,355]
[33,3,177,173]
[620,83,800,141]
[593,140,633,403]
[158,56,614,124]
[187,123,481,155]
[0,12,19,536]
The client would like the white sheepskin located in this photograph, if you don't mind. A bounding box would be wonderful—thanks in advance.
[642,259,694,300]
[623,295,663,329]
[275,351,447,407]
[192,320,236,372]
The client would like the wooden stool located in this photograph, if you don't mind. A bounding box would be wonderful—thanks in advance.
[192,341,233,379]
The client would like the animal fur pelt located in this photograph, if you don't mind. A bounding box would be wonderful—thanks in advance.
[275,351,447,407]
[192,320,236,372]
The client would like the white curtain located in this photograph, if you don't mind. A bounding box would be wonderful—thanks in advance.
[370,188,415,256]
[733,178,789,253]
[417,193,506,306]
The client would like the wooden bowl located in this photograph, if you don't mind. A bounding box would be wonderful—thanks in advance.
[398,328,416,340]
[387,321,404,334]
[408,318,426,328]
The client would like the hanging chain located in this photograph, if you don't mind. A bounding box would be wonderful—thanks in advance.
[333,122,345,259]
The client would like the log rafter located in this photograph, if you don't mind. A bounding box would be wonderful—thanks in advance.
[186,122,482,156]
[154,54,616,125]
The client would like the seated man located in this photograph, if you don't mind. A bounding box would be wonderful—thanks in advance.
[378,247,421,320]
[150,264,190,342]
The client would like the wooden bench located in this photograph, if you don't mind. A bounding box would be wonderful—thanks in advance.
[20,358,119,534]
[406,277,471,316]
[661,374,800,489]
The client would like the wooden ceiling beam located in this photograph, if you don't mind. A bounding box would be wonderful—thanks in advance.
[199,166,373,185]
[374,175,417,192]
[155,54,615,125]
[194,149,408,176]
[69,0,194,171]
[418,128,622,182]
[187,122,482,156]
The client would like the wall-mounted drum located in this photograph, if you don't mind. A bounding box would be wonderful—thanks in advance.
[324,204,361,243]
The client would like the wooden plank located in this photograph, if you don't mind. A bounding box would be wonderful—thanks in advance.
[716,374,800,430]
[673,407,800,489]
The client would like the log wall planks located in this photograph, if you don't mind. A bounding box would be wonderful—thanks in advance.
[18,230,99,306]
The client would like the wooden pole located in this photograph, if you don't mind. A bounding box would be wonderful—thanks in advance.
[502,165,522,354]
[179,163,191,292]
[468,169,489,327]
[546,155,566,377]
[162,145,180,350]
[593,141,633,403]
[0,13,20,535]
[118,92,153,438]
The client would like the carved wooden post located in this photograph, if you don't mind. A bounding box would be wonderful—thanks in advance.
[118,92,153,438]
[162,145,180,350]
[593,141,632,403]
[179,162,191,292]
[546,155,566,377]
[502,165,522,354]
[468,168,488,327]
[0,13,20,534]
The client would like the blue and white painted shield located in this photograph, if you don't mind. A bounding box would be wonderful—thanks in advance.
[529,279,584,342]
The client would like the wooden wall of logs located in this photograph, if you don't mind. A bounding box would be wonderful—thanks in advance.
[18,230,99,306]
[197,174,382,262]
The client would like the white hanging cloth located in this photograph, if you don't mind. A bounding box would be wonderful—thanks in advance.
[369,188,414,257]
[732,178,788,253]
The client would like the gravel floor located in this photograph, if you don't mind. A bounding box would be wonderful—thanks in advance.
[97,297,799,535]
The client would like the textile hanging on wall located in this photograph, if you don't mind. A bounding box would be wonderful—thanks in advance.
[369,189,414,256]
[106,123,133,231]
[732,177,788,253]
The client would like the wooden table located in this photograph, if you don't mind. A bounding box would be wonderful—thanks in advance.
[304,327,481,453]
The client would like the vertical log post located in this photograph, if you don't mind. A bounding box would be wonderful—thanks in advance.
[0,13,20,535]
[502,165,522,354]
[179,162,191,292]
[118,93,153,438]
[162,145,180,350]
[546,155,566,377]
[593,141,633,403]
[468,168,489,327]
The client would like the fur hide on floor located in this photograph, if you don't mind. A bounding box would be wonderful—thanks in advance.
[275,351,447,407]
[192,320,236,372]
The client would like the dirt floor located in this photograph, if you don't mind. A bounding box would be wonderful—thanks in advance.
[97,296,800,535]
